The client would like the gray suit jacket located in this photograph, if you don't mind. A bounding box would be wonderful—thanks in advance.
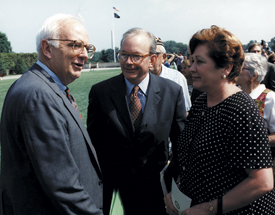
[0,63,103,215]
[87,72,186,215]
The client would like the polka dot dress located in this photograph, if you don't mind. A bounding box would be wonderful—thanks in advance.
[177,91,275,214]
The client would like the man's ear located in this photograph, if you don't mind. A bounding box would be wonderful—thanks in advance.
[251,73,258,82]
[148,54,157,68]
[41,39,53,59]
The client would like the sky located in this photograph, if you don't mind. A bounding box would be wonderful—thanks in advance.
[0,0,274,53]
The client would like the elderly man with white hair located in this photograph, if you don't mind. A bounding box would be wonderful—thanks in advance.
[150,37,191,113]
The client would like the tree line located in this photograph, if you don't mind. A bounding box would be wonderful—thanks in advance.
[1,31,275,75]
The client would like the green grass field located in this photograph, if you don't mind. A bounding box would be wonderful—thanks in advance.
[0,69,122,125]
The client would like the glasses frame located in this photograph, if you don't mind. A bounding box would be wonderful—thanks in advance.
[242,67,250,71]
[47,39,96,59]
[116,51,152,65]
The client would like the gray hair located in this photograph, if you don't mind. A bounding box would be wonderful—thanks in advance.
[120,28,156,54]
[36,14,84,56]
[157,45,166,53]
[244,53,267,83]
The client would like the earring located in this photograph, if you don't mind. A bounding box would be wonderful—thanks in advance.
[222,74,226,79]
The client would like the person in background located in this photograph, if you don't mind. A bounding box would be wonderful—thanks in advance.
[248,43,275,91]
[263,41,272,52]
[237,52,275,185]
[164,53,175,67]
[0,14,103,215]
[181,58,192,98]
[185,45,203,104]
[268,53,275,64]
[165,25,274,215]
[150,37,191,113]
[87,28,186,215]
[174,51,184,71]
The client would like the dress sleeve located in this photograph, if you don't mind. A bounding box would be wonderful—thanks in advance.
[228,95,273,169]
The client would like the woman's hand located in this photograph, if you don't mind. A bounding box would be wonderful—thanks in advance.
[181,202,211,215]
[164,192,178,215]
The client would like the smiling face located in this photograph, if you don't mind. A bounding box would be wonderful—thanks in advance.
[48,20,89,85]
[189,44,225,93]
[120,34,155,85]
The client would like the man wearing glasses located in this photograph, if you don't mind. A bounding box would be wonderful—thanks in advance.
[0,14,103,214]
[87,28,186,215]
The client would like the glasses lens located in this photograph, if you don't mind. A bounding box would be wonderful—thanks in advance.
[118,52,128,62]
[73,41,83,54]
[132,54,142,64]
[87,44,95,59]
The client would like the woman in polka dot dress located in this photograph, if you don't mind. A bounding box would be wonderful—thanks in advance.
[164,26,275,215]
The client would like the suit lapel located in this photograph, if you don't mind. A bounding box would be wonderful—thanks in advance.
[142,73,161,126]
[109,73,162,132]
[30,64,102,178]
[109,74,134,131]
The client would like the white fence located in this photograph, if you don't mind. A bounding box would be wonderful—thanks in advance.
[83,62,120,69]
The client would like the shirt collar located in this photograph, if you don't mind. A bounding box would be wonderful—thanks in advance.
[36,60,66,92]
[125,72,150,96]
[249,84,266,99]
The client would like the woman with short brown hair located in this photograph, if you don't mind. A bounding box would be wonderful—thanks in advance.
[165,26,274,215]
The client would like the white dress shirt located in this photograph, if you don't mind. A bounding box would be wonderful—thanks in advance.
[250,84,275,133]
[160,64,191,111]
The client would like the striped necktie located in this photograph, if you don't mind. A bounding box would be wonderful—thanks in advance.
[65,87,82,119]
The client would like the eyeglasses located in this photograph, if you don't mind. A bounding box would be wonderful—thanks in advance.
[242,67,250,71]
[117,51,151,65]
[156,52,164,55]
[48,39,96,59]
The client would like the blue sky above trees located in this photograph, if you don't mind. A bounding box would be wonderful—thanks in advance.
[0,0,274,53]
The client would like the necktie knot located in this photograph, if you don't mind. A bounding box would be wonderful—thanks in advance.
[132,85,139,96]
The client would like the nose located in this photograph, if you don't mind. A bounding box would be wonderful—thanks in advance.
[78,48,88,61]
[125,55,134,64]
[189,62,195,73]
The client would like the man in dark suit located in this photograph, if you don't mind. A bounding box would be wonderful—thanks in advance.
[0,14,103,215]
[87,28,186,215]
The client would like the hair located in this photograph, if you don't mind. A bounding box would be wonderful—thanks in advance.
[268,53,275,64]
[244,53,267,83]
[157,45,166,53]
[247,43,261,53]
[36,14,84,56]
[120,28,156,54]
[182,58,190,67]
[189,25,244,83]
